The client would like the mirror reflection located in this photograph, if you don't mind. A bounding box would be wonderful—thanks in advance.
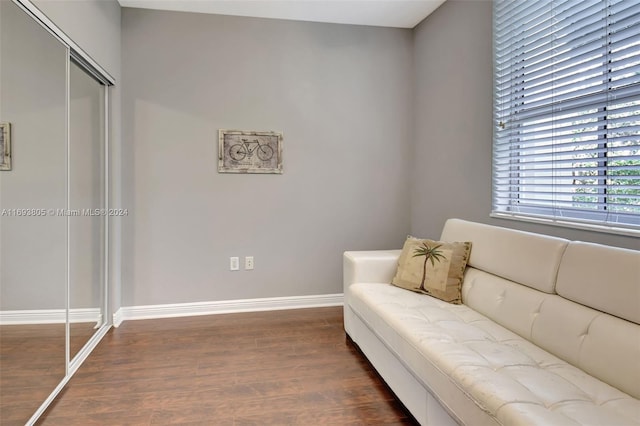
[69,61,106,361]
[0,1,68,424]
[1,2,109,424]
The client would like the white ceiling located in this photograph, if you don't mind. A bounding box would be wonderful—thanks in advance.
[117,0,447,29]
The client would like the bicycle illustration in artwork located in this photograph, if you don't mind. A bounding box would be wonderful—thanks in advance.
[229,138,274,161]
[218,129,283,174]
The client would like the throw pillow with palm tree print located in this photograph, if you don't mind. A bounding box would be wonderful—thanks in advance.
[391,236,472,304]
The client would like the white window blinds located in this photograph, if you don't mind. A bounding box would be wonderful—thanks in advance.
[493,0,640,232]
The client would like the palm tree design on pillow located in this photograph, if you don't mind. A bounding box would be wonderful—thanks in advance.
[413,242,446,292]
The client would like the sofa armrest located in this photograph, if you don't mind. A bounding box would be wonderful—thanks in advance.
[343,250,401,292]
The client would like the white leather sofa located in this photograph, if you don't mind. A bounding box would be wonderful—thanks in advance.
[343,219,640,425]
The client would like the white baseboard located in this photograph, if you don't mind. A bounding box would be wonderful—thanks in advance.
[113,308,124,328]
[112,293,344,327]
[0,308,102,325]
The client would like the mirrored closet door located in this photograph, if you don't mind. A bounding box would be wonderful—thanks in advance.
[0,1,113,424]
[69,60,106,362]
[0,1,68,423]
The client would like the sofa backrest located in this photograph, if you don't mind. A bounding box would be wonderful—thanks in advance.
[556,241,639,324]
[551,241,640,399]
[440,218,569,293]
[442,219,640,399]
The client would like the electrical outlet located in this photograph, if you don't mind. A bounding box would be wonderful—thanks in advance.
[245,256,254,270]
[230,257,239,271]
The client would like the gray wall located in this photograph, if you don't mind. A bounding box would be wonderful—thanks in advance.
[121,9,414,306]
[411,0,639,250]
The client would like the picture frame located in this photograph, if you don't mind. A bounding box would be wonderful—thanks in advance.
[0,123,11,171]
[218,129,283,174]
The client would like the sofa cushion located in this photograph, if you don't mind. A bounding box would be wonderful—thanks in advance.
[391,237,471,304]
[555,241,640,325]
[463,266,640,401]
[440,219,569,294]
[347,282,640,425]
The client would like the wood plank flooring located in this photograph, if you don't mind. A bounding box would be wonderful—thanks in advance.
[34,307,418,425]
[1,323,97,425]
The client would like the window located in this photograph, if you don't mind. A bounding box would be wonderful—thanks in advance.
[493,0,640,234]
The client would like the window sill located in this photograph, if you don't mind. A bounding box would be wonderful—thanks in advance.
[489,212,640,238]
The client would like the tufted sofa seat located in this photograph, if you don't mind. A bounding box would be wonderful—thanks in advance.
[343,219,640,425]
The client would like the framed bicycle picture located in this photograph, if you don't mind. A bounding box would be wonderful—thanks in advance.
[218,129,283,174]
[0,123,11,171]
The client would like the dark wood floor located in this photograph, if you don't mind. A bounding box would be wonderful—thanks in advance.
[33,307,417,425]
[0,322,97,425]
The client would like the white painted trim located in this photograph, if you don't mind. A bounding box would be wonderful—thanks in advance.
[113,293,344,325]
[113,308,124,327]
[0,308,101,325]
[104,84,111,327]
[489,212,640,238]
[65,44,71,375]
